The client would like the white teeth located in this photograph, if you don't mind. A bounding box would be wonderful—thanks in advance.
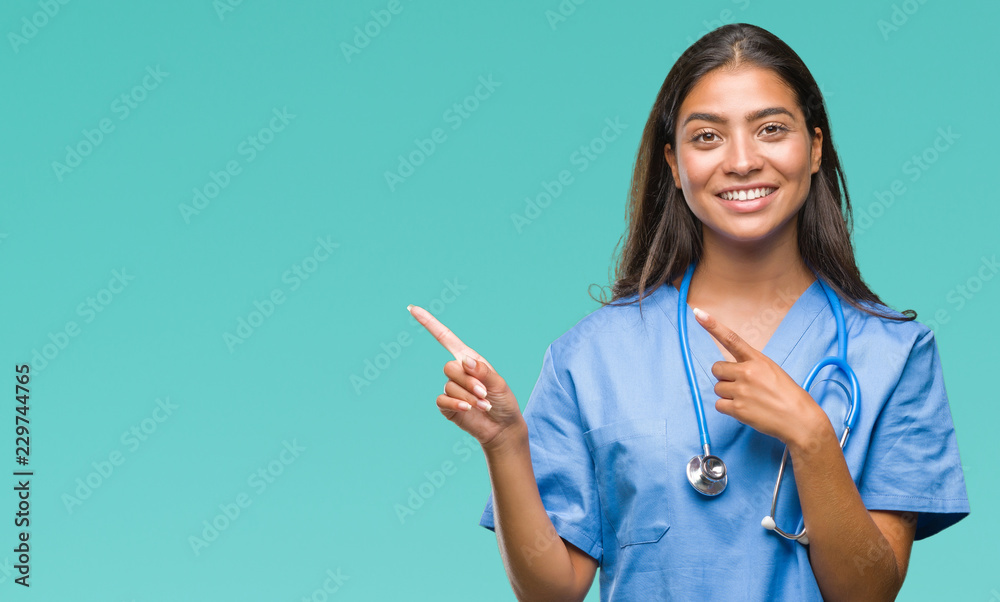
[719,187,774,201]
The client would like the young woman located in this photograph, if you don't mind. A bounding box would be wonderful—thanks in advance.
[409,23,968,601]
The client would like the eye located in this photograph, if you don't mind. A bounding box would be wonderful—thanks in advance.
[761,123,789,136]
[691,129,718,143]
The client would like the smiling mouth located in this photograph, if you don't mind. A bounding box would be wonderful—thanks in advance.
[716,187,777,201]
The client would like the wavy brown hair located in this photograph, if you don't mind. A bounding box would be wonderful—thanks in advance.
[590,23,914,322]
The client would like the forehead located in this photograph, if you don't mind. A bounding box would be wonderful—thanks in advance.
[678,66,801,123]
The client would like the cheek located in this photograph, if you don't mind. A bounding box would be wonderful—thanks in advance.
[677,151,715,189]
[765,141,813,180]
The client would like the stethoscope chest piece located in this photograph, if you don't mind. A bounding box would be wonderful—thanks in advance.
[686,453,727,496]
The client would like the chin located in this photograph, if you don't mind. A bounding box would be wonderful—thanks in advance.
[711,224,784,245]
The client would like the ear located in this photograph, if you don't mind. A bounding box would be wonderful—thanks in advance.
[810,127,823,175]
[663,143,682,189]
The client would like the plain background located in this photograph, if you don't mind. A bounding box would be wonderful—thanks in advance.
[1,0,997,599]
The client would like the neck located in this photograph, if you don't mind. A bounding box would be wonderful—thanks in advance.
[677,221,815,304]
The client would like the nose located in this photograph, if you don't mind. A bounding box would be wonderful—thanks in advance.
[722,132,764,176]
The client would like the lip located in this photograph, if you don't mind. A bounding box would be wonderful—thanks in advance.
[715,183,780,195]
[715,186,778,213]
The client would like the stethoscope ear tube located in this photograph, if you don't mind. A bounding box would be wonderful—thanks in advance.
[762,425,852,546]
[762,278,861,546]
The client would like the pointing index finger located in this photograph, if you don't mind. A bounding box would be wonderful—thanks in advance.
[692,307,756,362]
[408,304,479,362]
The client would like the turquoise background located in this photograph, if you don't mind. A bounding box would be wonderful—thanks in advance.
[0,0,997,599]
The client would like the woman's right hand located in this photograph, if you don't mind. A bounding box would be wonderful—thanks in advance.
[408,304,526,451]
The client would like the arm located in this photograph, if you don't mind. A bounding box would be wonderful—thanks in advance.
[483,422,598,602]
[407,304,598,601]
[787,406,916,601]
[692,307,917,600]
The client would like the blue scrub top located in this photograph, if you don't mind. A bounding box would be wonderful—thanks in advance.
[479,278,969,600]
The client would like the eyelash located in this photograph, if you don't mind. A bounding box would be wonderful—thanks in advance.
[690,123,789,143]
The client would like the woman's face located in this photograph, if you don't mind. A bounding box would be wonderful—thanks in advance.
[664,65,822,246]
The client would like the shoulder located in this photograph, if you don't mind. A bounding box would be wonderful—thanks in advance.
[548,284,669,365]
[842,297,937,361]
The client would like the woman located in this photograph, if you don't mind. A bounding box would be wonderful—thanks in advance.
[409,23,968,600]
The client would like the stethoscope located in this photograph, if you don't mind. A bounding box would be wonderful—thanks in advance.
[677,263,860,545]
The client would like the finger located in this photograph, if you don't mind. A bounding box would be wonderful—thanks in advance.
[711,360,740,382]
[437,393,473,414]
[692,307,756,362]
[458,354,504,403]
[408,304,480,362]
[444,381,479,408]
[443,360,489,400]
[713,380,738,400]
[715,398,736,418]
[443,388,491,413]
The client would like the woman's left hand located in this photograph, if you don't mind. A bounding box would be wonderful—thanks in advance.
[692,307,822,445]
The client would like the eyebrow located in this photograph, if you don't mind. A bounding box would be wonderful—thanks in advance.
[682,106,795,128]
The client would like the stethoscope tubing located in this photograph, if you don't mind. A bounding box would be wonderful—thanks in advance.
[678,263,712,453]
[678,262,861,544]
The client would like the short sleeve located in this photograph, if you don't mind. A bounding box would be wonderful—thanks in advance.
[478,343,603,561]
[858,328,970,539]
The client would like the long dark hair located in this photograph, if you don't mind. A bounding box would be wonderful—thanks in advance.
[591,23,915,322]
